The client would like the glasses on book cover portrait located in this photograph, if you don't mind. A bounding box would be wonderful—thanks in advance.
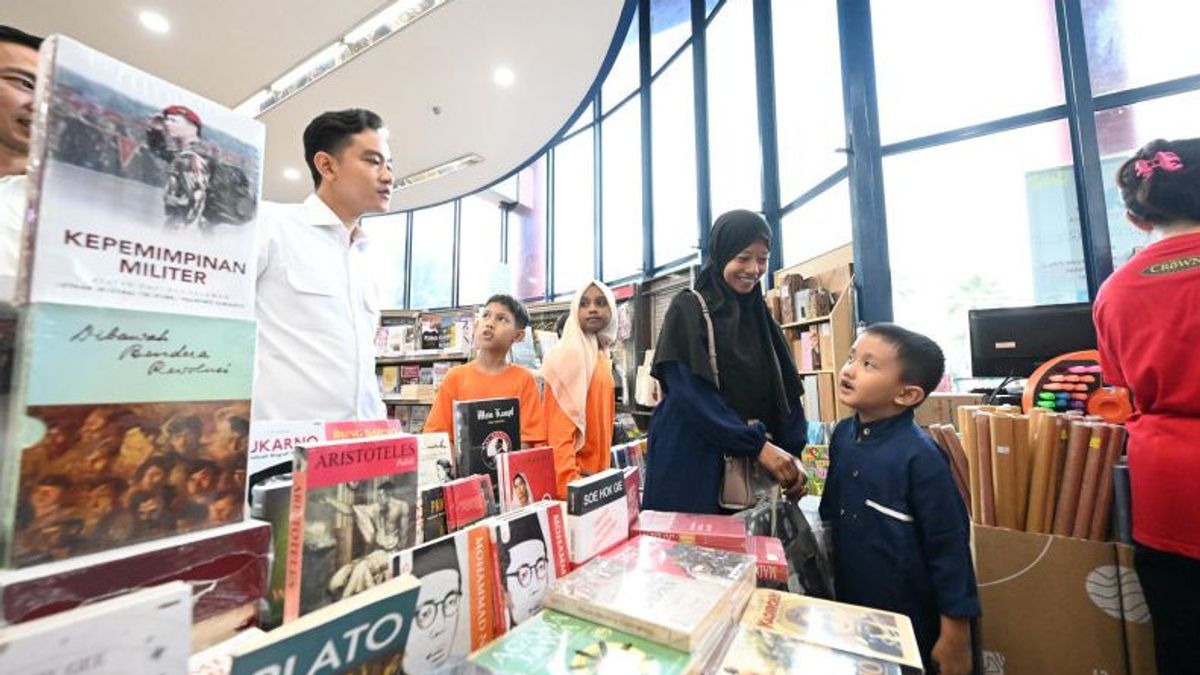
[416,589,462,629]
[505,556,548,588]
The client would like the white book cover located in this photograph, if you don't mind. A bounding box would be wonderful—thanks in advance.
[247,419,323,479]
[417,432,454,487]
[0,581,192,674]
[22,35,262,317]
[566,468,629,565]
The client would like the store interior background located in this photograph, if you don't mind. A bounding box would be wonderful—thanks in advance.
[13,0,1200,386]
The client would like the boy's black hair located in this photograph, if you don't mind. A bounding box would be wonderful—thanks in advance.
[485,294,530,330]
[0,26,43,51]
[302,108,384,188]
[862,322,945,402]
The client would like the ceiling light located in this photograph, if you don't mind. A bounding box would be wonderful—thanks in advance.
[139,10,171,34]
[283,167,302,181]
[493,66,515,87]
[395,153,484,189]
[234,89,270,117]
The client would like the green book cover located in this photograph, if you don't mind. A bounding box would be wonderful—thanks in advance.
[471,610,693,675]
[800,445,829,497]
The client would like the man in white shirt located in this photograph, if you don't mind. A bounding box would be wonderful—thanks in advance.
[0,26,41,300]
[254,109,394,421]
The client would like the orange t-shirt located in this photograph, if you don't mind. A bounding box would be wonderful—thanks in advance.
[423,363,546,446]
[545,352,615,499]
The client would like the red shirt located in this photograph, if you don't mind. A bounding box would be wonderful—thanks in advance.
[1094,231,1200,559]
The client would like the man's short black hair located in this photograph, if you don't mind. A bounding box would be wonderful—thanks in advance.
[861,322,945,402]
[0,26,43,51]
[303,108,384,188]
[485,294,530,331]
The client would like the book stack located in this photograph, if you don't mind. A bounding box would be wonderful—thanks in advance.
[631,510,748,553]
[496,445,555,512]
[566,468,630,565]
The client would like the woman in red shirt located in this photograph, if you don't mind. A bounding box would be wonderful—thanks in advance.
[1095,137,1200,674]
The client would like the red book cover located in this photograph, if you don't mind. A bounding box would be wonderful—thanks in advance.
[283,434,418,623]
[444,474,493,531]
[322,419,402,440]
[0,520,268,626]
[624,467,641,525]
[747,536,787,587]
[497,446,555,512]
[632,511,748,553]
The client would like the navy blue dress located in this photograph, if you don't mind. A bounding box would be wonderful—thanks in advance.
[642,361,808,515]
[819,409,981,669]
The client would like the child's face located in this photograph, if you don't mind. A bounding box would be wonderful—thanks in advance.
[476,302,523,352]
[838,333,919,417]
[722,239,770,295]
[578,285,611,335]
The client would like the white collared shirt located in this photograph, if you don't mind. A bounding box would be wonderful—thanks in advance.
[0,174,27,303]
[253,193,386,421]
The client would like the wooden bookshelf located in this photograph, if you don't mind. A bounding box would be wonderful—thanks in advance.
[375,353,469,365]
[780,315,832,330]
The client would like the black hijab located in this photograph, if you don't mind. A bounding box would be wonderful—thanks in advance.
[652,210,804,431]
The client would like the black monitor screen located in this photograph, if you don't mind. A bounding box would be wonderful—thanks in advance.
[968,303,1097,378]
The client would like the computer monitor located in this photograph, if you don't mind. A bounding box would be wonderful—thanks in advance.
[968,302,1097,378]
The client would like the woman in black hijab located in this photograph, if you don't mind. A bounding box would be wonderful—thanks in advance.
[643,210,807,514]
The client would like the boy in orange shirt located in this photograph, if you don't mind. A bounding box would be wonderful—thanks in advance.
[424,295,545,448]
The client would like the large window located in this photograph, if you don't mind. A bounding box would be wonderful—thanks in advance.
[603,7,640,113]
[409,203,455,309]
[360,212,407,308]
[602,97,644,281]
[651,46,699,266]
[650,0,691,73]
[510,155,548,300]
[1083,0,1200,96]
[554,129,596,295]
[781,181,851,268]
[884,122,1089,381]
[458,194,508,306]
[706,0,762,218]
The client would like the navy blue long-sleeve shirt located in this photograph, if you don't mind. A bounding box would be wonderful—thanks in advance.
[643,361,808,515]
[819,408,980,669]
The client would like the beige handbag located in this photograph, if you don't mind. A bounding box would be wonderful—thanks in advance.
[688,290,766,510]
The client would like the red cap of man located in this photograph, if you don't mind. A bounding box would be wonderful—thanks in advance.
[162,104,202,133]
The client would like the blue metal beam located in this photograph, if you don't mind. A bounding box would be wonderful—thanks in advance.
[752,0,783,288]
[639,0,655,276]
[691,0,714,263]
[780,167,849,217]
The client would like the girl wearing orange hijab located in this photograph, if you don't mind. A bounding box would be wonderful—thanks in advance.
[542,280,619,498]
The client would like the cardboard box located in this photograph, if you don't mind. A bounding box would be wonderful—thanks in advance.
[915,392,985,428]
[1115,544,1158,675]
[975,524,1127,675]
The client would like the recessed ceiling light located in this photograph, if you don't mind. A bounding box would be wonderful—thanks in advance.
[282,167,302,181]
[493,66,515,87]
[139,11,171,34]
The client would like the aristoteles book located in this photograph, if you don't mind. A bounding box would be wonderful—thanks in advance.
[741,589,923,670]
[545,535,756,653]
[453,397,519,482]
[631,510,748,553]
[22,36,261,317]
[489,501,571,632]
[0,581,192,674]
[284,434,419,622]
[717,625,903,675]
[0,302,255,567]
[566,468,629,565]
[230,575,420,675]
[496,445,555,512]
[390,523,499,674]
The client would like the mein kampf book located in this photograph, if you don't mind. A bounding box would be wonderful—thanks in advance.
[545,535,757,653]
[496,445,555,512]
[471,609,701,675]
[716,625,904,675]
[0,302,255,567]
[230,575,420,675]
[631,510,748,553]
[453,397,520,482]
[489,501,571,632]
[566,468,629,565]
[390,523,500,674]
[21,35,262,317]
[284,434,419,622]
[0,581,192,675]
[741,589,923,671]
[417,432,454,487]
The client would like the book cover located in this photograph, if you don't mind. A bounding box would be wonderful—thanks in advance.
[444,474,495,532]
[419,485,447,543]
[624,466,641,525]
[545,535,757,652]
[496,446,555,512]
[490,501,571,632]
[741,589,923,670]
[21,36,261,317]
[0,519,268,626]
[246,419,323,481]
[800,445,830,497]
[417,432,454,487]
[188,627,266,675]
[717,625,902,675]
[566,468,629,565]
[453,397,520,482]
[380,366,400,394]
[249,475,292,629]
[631,511,748,553]
[231,576,420,675]
[748,536,788,589]
[0,581,192,674]
[390,524,499,674]
[284,434,419,622]
[2,302,255,567]
[323,419,402,441]
[471,609,699,675]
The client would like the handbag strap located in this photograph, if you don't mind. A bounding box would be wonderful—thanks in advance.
[688,289,720,388]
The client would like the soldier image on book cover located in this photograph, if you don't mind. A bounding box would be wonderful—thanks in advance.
[300,472,417,616]
[11,400,249,566]
[26,36,262,317]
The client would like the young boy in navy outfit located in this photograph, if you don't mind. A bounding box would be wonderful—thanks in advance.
[820,323,979,675]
